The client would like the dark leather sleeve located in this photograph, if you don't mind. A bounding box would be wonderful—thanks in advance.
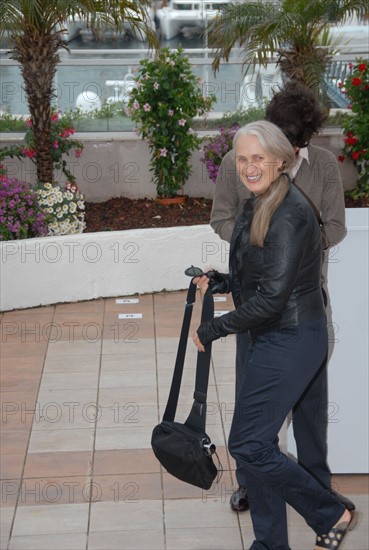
[197,207,314,345]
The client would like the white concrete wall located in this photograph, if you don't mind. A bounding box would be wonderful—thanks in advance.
[0,130,358,201]
[0,224,228,312]
[287,208,369,473]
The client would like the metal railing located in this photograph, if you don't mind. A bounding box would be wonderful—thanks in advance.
[0,46,367,123]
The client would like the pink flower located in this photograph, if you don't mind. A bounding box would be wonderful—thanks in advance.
[143,103,151,112]
[159,148,168,157]
[75,149,82,158]
[25,118,32,128]
[125,107,132,116]
[60,129,70,138]
[21,147,37,158]
[69,128,75,135]
[178,118,186,126]
[133,100,140,110]
[52,140,59,149]
[168,110,174,116]
[51,113,59,122]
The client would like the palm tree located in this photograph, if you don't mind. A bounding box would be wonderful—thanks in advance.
[0,0,157,183]
[207,0,368,98]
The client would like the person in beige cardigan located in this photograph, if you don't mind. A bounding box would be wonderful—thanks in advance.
[210,81,354,514]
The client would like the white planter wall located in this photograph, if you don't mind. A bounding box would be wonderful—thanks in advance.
[0,224,228,311]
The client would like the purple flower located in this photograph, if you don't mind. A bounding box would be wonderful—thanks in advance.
[159,148,168,157]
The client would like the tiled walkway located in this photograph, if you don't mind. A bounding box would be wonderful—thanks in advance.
[0,291,368,550]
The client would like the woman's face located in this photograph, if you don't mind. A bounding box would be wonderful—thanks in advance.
[235,134,283,195]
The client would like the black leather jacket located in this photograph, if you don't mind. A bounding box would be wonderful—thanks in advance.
[197,183,325,346]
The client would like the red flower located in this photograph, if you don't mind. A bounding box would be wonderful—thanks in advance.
[352,77,362,87]
[51,113,59,123]
[338,155,345,163]
[351,151,360,161]
[344,135,358,146]
[348,62,353,69]
[358,63,367,72]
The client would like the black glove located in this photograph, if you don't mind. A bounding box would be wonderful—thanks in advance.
[185,265,230,294]
[206,270,230,294]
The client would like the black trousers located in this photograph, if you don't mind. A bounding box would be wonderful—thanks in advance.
[229,318,344,549]
[235,332,331,488]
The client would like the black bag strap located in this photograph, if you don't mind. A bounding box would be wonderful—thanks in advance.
[162,280,214,432]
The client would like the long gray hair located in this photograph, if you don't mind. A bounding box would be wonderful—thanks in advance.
[233,121,295,247]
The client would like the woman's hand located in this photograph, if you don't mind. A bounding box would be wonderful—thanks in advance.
[193,330,205,352]
[193,274,209,296]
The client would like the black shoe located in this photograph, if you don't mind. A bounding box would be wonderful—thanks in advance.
[230,485,249,512]
[330,489,356,511]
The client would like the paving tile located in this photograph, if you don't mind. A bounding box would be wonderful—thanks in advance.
[88,529,164,550]
[1,409,34,433]
[0,341,48,358]
[92,472,162,502]
[39,371,99,392]
[156,338,199,355]
[164,498,239,529]
[331,474,369,495]
[101,337,155,355]
[34,388,98,430]
[100,352,156,371]
[11,503,89,536]
[97,405,159,428]
[93,449,160,475]
[28,428,94,453]
[0,453,25,480]
[9,533,87,550]
[89,500,163,532]
[0,430,31,455]
[47,339,101,356]
[99,369,157,389]
[0,506,15,548]
[94,426,154,451]
[0,370,42,393]
[23,451,92,478]
[98,387,157,408]
[43,354,100,372]
[1,479,20,508]
[162,469,234,501]
[166,527,243,550]
[17,476,91,506]
[3,307,55,317]
[55,300,104,313]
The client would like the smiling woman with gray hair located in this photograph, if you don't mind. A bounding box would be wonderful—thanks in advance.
[193,121,356,550]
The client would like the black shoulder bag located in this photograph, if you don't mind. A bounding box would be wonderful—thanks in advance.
[151,280,221,490]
